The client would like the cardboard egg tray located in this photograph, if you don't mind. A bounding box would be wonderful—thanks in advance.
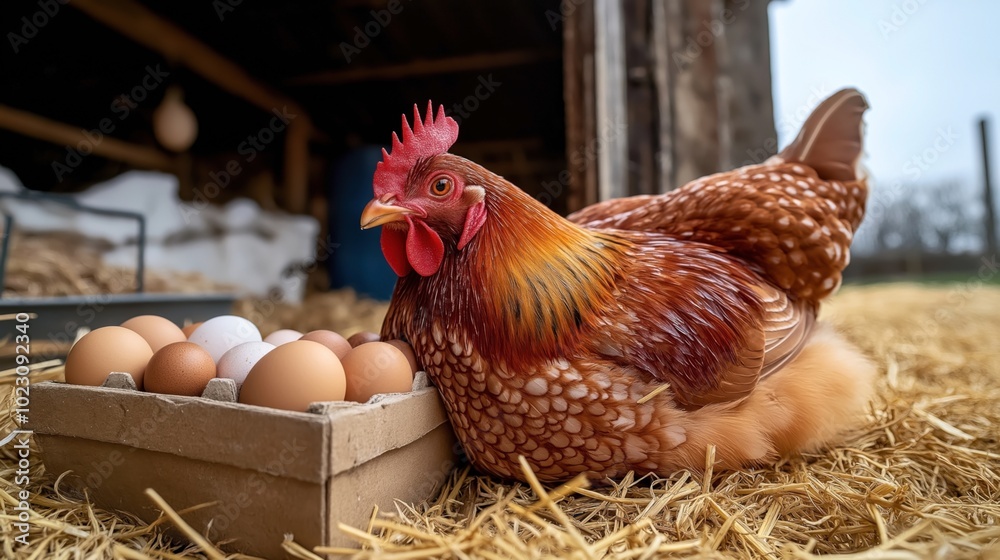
[31,371,458,558]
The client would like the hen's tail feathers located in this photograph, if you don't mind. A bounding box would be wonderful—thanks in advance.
[777,89,869,182]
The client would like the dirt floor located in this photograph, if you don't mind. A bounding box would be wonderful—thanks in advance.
[1,281,998,559]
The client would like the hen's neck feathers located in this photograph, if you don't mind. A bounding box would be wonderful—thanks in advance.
[411,176,629,369]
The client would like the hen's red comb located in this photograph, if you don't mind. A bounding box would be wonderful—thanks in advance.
[373,101,459,198]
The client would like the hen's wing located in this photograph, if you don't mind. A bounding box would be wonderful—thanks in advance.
[585,237,816,407]
[695,286,815,406]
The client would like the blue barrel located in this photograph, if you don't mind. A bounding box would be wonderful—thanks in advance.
[326,146,398,300]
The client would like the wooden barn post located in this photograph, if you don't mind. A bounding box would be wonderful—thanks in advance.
[562,0,778,211]
[563,0,599,212]
[594,0,630,201]
[718,0,778,171]
[981,117,998,257]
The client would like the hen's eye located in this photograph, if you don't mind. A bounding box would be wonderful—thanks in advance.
[431,177,453,197]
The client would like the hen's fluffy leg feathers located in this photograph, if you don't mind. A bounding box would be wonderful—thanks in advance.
[658,323,875,472]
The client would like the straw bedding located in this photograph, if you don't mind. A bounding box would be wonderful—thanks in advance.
[3,232,235,298]
[1,261,998,558]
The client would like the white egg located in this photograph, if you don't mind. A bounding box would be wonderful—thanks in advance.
[189,315,262,363]
[217,341,276,387]
[263,329,304,346]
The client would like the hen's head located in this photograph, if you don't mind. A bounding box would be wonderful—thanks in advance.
[361,102,494,277]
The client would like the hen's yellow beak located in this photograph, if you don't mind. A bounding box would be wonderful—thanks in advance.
[360,199,413,229]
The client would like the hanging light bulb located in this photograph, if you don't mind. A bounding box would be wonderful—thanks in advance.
[153,86,198,152]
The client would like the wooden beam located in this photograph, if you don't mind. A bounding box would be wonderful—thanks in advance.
[70,0,316,212]
[70,0,303,119]
[284,114,311,214]
[0,104,175,172]
[288,49,561,86]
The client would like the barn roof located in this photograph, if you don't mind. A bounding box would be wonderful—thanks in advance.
[0,0,564,194]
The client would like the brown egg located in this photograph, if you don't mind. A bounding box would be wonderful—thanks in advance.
[347,331,380,348]
[385,339,419,373]
[263,329,303,346]
[65,326,153,388]
[300,330,352,359]
[181,321,203,338]
[144,342,217,396]
[121,315,187,353]
[341,342,414,403]
[239,340,346,412]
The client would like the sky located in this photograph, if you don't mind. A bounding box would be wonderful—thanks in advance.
[769,0,999,200]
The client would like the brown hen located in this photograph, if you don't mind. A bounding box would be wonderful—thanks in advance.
[361,89,875,482]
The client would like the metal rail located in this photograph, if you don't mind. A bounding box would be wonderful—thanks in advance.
[0,190,146,296]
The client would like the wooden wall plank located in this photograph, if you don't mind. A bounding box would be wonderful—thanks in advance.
[652,0,676,193]
[563,0,598,212]
[719,0,778,169]
[594,0,629,201]
[624,0,657,196]
[565,0,779,205]
[670,0,724,187]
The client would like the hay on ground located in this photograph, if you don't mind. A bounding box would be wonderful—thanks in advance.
[3,231,235,298]
[0,283,998,559]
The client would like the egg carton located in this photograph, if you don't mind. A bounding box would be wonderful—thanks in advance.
[99,370,434,406]
[32,369,458,559]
